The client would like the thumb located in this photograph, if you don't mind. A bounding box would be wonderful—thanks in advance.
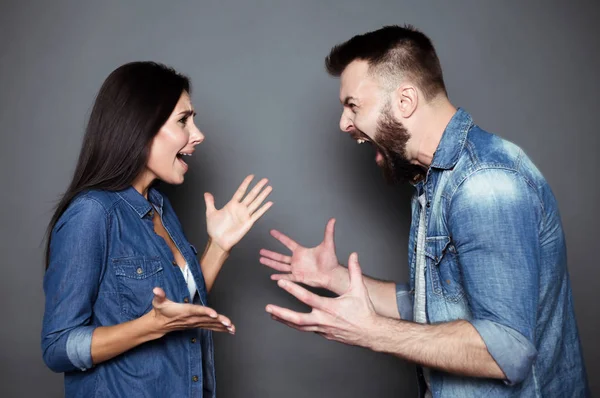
[204,192,216,214]
[323,218,336,247]
[347,252,364,289]
[152,287,167,306]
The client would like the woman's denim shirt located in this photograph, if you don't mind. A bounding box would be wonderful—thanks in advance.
[42,186,216,397]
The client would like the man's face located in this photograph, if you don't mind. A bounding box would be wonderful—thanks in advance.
[338,60,423,183]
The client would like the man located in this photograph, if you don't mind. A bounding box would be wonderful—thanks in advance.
[260,25,588,397]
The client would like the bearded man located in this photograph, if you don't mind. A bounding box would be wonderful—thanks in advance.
[260,25,588,397]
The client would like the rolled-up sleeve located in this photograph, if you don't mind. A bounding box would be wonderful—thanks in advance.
[41,197,108,373]
[448,168,542,385]
[395,283,413,321]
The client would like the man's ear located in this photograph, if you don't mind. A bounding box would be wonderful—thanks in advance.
[395,84,418,118]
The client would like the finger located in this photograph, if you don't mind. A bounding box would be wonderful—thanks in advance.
[204,192,216,214]
[187,305,219,319]
[190,318,231,330]
[205,326,234,333]
[259,249,292,264]
[215,314,233,328]
[247,185,273,213]
[197,322,234,333]
[233,175,255,202]
[260,257,292,273]
[269,229,298,251]
[152,287,167,306]
[250,201,273,224]
[187,316,236,334]
[205,319,236,334]
[270,274,299,283]
[270,314,323,333]
[347,252,364,289]
[277,280,327,310]
[242,178,269,205]
[323,218,336,248]
[265,304,316,326]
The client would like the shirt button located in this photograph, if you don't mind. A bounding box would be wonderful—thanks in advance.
[136,267,143,275]
[426,201,431,208]
[172,261,177,266]
[183,297,190,303]
[191,338,196,343]
[192,375,199,382]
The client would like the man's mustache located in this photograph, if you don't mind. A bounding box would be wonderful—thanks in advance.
[349,129,372,142]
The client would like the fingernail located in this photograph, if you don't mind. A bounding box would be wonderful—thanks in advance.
[210,313,217,318]
[278,280,286,287]
[266,306,272,313]
[222,320,230,327]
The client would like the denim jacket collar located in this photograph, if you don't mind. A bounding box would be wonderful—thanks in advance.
[430,108,473,170]
[116,185,164,218]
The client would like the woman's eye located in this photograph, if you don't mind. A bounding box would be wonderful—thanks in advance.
[178,117,188,125]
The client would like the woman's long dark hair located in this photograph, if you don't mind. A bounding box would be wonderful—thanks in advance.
[45,61,191,269]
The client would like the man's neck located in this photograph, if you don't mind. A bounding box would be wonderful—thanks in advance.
[411,99,457,168]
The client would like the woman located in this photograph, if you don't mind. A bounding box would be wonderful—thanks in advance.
[41,61,272,397]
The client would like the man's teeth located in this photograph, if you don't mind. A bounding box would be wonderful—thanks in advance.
[178,152,192,156]
[357,139,366,144]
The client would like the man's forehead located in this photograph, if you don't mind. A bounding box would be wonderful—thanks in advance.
[339,60,377,103]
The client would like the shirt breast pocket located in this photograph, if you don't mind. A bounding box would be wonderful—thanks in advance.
[425,236,465,302]
[113,256,164,319]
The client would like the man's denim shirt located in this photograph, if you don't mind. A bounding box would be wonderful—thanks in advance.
[395,109,589,397]
[42,187,216,398]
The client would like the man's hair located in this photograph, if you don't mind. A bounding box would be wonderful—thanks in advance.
[325,25,447,101]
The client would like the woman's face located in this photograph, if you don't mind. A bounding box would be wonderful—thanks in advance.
[140,91,204,189]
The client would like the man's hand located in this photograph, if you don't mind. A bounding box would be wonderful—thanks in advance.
[266,253,378,348]
[260,219,348,294]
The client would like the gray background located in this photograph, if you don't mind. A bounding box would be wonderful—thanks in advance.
[0,0,598,396]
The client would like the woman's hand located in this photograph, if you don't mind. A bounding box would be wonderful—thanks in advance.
[149,287,235,337]
[205,174,273,252]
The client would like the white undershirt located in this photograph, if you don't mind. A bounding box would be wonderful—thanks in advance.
[414,193,432,397]
[179,263,198,300]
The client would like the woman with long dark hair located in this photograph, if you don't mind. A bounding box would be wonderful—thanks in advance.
[41,61,272,397]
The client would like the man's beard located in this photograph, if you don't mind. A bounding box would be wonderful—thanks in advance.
[358,105,425,184]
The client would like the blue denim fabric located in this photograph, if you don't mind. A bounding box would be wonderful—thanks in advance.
[42,186,216,397]
[395,109,589,397]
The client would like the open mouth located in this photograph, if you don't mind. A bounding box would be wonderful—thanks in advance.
[351,134,382,162]
[351,132,383,159]
[351,132,371,145]
[176,151,193,170]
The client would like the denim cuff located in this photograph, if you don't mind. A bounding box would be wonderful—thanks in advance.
[395,283,413,321]
[470,319,537,385]
[66,326,96,371]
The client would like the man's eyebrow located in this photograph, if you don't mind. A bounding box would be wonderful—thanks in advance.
[341,96,357,106]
